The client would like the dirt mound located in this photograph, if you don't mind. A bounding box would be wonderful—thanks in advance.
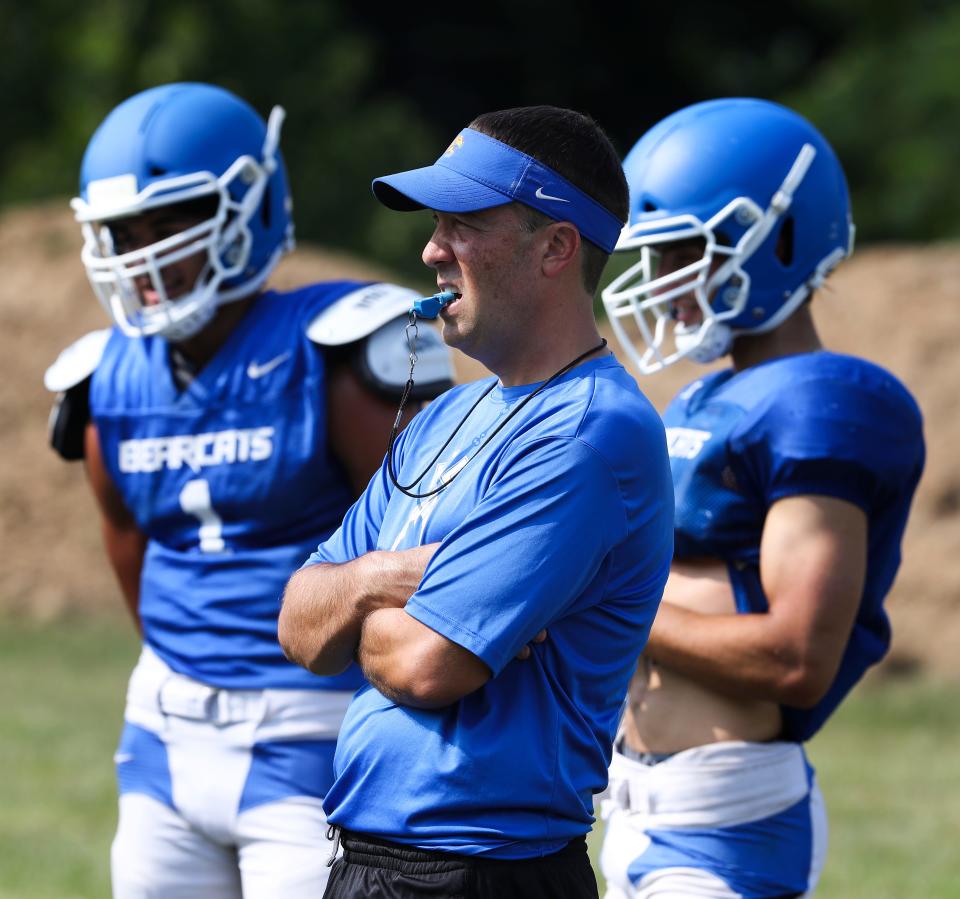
[2,204,957,676]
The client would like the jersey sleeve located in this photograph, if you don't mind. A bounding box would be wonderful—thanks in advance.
[404,436,628,676]
[729,375,922,513]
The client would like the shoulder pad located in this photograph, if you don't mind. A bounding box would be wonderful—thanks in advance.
[306,283,421,346]
[48,379,91,461]
[361,316,454,400]
[44,329,112,392]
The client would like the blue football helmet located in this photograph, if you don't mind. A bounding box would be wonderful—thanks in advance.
[72,83,294,341]
[601,98,855,373]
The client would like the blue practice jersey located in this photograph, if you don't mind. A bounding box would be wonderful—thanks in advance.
[663,351,924,740]
[90,282,374,691]
[308,355,674,858]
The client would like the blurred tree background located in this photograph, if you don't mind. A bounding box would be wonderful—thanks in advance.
[1,0,957,279]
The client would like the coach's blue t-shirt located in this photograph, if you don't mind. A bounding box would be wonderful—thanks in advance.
[90,282,372,691]
[307,355,674,857]
[663,351,924,740]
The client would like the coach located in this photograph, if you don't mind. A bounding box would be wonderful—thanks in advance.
[279,105,674,899]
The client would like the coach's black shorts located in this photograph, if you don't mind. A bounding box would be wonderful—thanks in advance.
[322,829,599,899]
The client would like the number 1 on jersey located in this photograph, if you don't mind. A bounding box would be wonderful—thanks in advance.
[178,479,226,553]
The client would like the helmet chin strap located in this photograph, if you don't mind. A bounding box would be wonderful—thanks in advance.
[159,300,219,342]
[675,318,733,364]
[110,284,219,342]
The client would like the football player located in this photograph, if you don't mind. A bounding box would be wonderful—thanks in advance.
[598,98,925,898]
[44,82,453,898]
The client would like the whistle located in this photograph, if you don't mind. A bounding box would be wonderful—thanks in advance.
[411,290,457,320]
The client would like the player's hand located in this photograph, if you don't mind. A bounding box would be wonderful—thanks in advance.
[515,629,547,660]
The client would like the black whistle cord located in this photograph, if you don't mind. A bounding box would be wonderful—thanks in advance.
[386,338,608,500]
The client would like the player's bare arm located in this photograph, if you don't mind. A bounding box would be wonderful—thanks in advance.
[645,494,867,706]
[82,421,146,632]
[278,542,439,675]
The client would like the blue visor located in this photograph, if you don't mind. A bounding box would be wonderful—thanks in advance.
[372,128,624,254]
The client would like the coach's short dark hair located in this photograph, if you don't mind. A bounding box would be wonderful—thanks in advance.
[469,106,628,295]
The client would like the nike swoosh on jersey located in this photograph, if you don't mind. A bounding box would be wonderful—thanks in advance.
[247,352,292,379]
[534,186,570,203]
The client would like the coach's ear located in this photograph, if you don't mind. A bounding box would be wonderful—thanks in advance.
[539,222,581,280]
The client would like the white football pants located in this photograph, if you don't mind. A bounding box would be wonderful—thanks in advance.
[111,646,352,898]
[600,741,827,899]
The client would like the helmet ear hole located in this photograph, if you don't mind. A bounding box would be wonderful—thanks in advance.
[775,216,794,266]
[642,200,657,212]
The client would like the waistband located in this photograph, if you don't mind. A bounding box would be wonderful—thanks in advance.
[605,740,811,829]
[615,737,675,766]
[125,645,354,742]
[337,829,588,872]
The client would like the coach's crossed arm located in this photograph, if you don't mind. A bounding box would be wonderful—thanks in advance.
[279,542,544,709]
[357,605,496,709]
[278,543,439,677]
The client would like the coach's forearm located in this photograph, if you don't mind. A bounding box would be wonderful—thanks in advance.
[278,557,377,675]
[359,607,491,709]
[278,544,438,676]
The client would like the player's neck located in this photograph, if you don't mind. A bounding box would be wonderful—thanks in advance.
[730,304,822,372]
[172,294,259,370]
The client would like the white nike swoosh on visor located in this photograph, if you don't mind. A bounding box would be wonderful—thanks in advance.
[247,351,292,379]
[534,187,570,203]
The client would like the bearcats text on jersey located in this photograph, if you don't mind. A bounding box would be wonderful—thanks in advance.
[119,427,275,474]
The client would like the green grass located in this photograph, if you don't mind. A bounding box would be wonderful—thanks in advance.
[806,678,960,898]
[2,615,958,897]
[0,615,139,899]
